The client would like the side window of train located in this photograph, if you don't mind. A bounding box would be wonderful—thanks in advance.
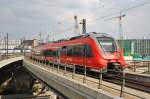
[42,50,48,56]
[71,44,92,57]
[42,50,47,56]
[72,45,84,57]
[67,46,73,56]
[60,45,92,57]
[53,50,59,57]
[84,44,93,57]
[43,50,54,57]
[47,50,52,56]
[60,46,67,56]
[55,50,59,57]
[52,51,56,57]
[57,48,62,57]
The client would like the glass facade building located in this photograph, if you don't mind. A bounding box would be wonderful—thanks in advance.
[118,39,150,56]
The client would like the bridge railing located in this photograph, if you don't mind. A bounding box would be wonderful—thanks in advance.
[24,56,148,99]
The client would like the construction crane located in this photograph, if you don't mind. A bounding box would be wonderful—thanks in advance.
[105,12,125,48]
[99,1,150,20]
[104,12,126,39]
[103,1,150,48]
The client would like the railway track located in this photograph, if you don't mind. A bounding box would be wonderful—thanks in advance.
[51,62,150,93]
[85,69,150,93]
[125,73,150,92]
[103,73,150,93]
[64,65,150,93]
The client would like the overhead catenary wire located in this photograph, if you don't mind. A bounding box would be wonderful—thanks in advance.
[90,0,119,12]
[47,25,74,41]
[95,1,150,21]
[90,5,104,12]
[53,25,74,33]
[86,1,150,25]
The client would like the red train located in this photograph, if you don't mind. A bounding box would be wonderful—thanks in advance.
[31,32,126,71]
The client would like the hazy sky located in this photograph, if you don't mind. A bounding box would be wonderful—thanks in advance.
[0,0,150,40]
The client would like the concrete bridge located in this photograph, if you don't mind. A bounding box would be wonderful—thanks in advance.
[0,56,121,99]
[0,56,23,68]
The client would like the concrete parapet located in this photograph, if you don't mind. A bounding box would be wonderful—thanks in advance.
[24,59,122,99]
[0,56,24,68]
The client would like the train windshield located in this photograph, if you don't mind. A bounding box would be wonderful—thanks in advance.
[97,37,117,52]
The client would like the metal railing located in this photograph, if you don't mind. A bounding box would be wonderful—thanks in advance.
[126,60,150,74]
[24,56,148,99]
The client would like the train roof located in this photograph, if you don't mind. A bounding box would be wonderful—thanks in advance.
[33,32,113,50]
[51,32,112,43]
[87,32,112,38]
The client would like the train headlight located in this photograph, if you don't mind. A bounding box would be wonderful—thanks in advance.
[117,53,120,58]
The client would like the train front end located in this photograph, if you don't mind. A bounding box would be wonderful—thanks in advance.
[92,33,126,71]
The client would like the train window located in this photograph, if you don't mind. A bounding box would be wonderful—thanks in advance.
[67,46,73,56]
[53,51,59,57]
[42,50,50,56]
[72,44,92,57]
[60,45,92,57]
[97,37,116,52]
[42,50,45,56]
[72,45,83,57]
[42,50,56,57]
[84,44,93,57]
[60,46,67,55]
